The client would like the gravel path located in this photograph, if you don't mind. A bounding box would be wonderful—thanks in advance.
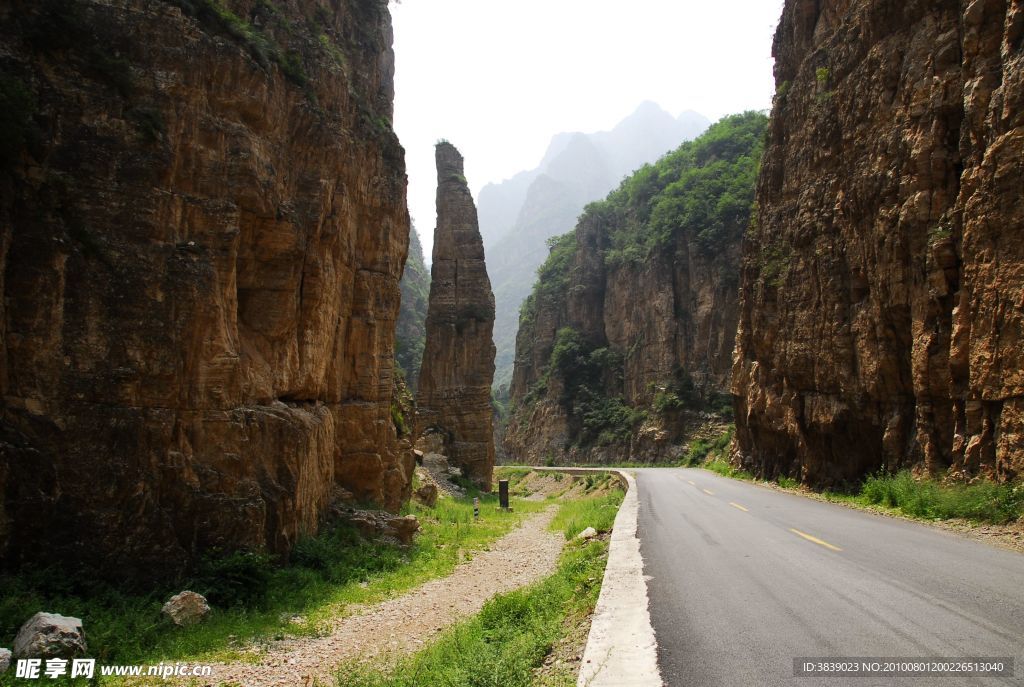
[199,506,564,687]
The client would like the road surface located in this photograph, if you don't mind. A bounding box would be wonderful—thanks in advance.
[635,468,1024,686]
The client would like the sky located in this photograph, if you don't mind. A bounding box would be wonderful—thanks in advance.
[391,0,786,257]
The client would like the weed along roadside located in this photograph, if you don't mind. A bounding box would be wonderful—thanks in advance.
[331,469,630,687]
[68,470,624,687]
[0,485,550,686]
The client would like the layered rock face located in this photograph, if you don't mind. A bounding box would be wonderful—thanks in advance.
[415,144,496,488]
[0,0,413,578]
[734,0,1024,485]
[507,114,765,464]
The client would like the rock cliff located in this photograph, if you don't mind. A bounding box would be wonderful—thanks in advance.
[415,143,496,488]
[506,114,765,464]
[0,0,413,578]
[734,0,1024,485]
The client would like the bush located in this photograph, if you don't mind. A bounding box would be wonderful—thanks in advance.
[192,550,274,607]
[860,471,1022,524]
[601,111,767,267]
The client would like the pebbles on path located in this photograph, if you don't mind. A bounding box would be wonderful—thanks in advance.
[200,506,564,687]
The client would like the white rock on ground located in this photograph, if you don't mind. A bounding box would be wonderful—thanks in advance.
[577,527,599,541]
[0,647,12,672]
[13,612,87,658]
[162,591,211,626]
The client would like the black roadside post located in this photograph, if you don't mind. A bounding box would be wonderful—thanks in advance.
[498,479,510,510]
[473,497,479,519]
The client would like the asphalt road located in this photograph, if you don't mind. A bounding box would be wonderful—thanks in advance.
[635,468,1024,687]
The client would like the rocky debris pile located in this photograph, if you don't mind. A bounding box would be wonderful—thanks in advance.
[413,433,468,498]
[13,613,87,659]
[161,591,211,627]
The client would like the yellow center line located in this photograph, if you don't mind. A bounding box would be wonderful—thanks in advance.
[790,528,843,552]
[702,488,715,496]
[687,480,696,485]
[729,502,749,512]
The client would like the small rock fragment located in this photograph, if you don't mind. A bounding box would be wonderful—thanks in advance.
[0,648,11,672]
[415,483,439,507]
[577,527,599,541]
[161,591,211,626]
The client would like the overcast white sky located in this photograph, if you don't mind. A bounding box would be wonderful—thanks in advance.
[391,0,785,255]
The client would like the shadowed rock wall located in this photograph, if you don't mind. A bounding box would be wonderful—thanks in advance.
[0,0,413,578]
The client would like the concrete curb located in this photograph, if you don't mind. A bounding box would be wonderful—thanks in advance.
[525,467,663,686]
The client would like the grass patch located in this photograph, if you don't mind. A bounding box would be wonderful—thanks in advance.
[0,495,546,670]
[336,489,623,687]
[683,427,734,466]
[858,471,1022,524]
[703,457,755,481]
[689,446,1022,527]
[548,483,623,540]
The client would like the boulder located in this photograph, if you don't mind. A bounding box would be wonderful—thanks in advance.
[347,511,421,545]
[386,515,421,544]
[13,613,87,658]
[415,483,439,507]
[0,648,11,672]
[161,591,211,626]
[577,527,599,541]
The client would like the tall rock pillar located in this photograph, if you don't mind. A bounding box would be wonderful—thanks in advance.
[416,143,497,488]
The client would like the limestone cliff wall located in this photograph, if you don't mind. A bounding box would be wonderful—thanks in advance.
[734,0,1024,485]
[504,113,766,465]
[415,143,496,488]
[505,210,741,465]
[0,0,412,577]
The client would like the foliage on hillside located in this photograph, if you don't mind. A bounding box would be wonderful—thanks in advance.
[396,225,429,390]
[598,110,766,266]
[513,113,766,448]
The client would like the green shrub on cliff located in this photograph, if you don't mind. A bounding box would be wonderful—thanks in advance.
[599,111,767,267]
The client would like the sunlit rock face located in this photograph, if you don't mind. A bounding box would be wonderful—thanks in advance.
[0,0,413,578]
[416,143,497,489]
[734,0,1024,486]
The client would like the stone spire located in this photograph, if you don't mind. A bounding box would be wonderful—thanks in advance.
[416,143,497,488]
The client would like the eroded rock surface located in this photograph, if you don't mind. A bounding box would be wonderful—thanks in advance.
[161,591,211,627]
[13,613,87,659]
[734,0,1024,484]
[415,144,496,488]
[0,0,413,577]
